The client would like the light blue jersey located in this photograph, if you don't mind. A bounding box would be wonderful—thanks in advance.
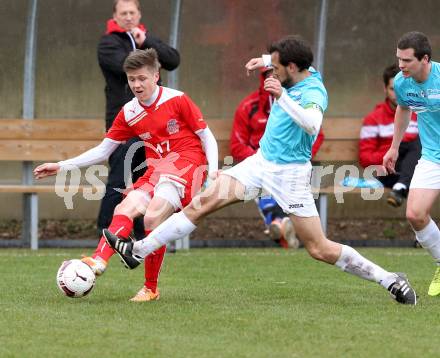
[259,67,328,164]
[394,61,440,163]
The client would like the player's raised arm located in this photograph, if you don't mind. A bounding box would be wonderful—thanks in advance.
[245,54,271,75]
[264,76,322,136]
[33,138,120,180]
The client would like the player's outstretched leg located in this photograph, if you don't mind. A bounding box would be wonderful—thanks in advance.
[292,215,417,305]
[108,175,244,266]
[81,214,135,275]
[335,244,417,305]
[83,189,149,274]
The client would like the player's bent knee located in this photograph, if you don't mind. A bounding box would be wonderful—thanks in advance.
[303,240,334,263]
[406,208,428,227]
[143,203,174,231]
[184,195,221,222]
[113,202,132,217]
[306,245,326,262]
[185,197,211,218]
[143,215,162,231]
[406,205,424,222]
[114,198,146,218]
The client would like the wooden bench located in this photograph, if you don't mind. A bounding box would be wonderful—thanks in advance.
[0,118,234,249]
[0,117,366,248]
[0,119,107,248]
[313,117,371,234]
[0,119,233,163]
[211,116,362,162]
[209,117,383,234]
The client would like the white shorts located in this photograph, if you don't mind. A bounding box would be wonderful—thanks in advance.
[410,158,440,189]
[222,150,318,217]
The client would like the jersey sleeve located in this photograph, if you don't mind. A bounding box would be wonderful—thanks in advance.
[105,110,134,142]
[179,94,207,132]
[395,89,407,107]
[301,86,328,113]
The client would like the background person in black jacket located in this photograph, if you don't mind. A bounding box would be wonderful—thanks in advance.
[97,0,180,239]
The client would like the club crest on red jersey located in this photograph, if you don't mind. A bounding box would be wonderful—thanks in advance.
[139,132,152,140]
[167,119,180,135]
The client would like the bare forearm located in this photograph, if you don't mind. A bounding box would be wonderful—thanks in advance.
[391,106,411,150]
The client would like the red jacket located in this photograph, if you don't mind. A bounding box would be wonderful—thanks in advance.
[359,99,418,168]
[230,72,324,162]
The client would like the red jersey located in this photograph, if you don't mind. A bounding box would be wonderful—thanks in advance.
[359,99,418,168]
[107,86,207,166]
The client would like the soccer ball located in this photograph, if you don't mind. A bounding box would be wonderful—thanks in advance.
[56,259,96,298]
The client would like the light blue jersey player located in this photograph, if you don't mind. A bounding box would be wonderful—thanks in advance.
[384,31,440,297]
[394,61,440,163]
[260,67,328,164]
[255,66,327,247]
[104,35,417,305]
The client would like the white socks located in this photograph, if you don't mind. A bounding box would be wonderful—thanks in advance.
[392,182,407,191]
[335,245,397,289]
[133,211,196,258]
[414,219,440,264]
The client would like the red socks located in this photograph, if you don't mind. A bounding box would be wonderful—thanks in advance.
[93,214,133,262]
[144,230,167,293]
[93,219,166,294]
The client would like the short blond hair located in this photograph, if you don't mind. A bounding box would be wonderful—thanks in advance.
[113,0,141,13]
[123,49,161,73]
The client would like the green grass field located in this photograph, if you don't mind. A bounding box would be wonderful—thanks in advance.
[0,248,438,357]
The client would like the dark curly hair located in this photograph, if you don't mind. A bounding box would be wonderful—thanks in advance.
[268,35,313,71]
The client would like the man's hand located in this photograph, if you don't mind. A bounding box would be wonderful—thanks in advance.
[131,27,146,47]
[264,77,283,99]
[382,147,399,175]
[245,57,264,75]
[34,163,60,179]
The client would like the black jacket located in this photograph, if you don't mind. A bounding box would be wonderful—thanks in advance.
[98,31,180,130]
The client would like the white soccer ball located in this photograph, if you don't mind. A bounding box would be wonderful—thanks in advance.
[56,259,96,298]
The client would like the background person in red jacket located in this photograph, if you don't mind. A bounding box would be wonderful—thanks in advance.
[230,68,324,248]
[359,64,421,207]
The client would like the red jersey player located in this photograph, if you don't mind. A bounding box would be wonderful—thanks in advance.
[34,49,218,302]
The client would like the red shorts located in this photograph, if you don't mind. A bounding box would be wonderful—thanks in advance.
[130,155,207,207]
